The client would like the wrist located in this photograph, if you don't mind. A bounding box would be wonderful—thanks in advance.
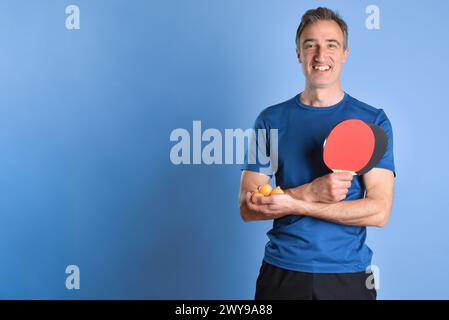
[293,199,309,216]
[301,183,315,202]
[286,183,313,202]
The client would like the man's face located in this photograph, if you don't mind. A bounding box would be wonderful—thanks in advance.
[297,20,349,89]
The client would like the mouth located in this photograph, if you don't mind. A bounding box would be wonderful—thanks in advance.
[312,65,332,73]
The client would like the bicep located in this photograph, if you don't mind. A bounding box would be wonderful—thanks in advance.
[363,168,395,211]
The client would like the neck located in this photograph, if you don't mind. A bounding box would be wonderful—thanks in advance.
[300,84,345,107]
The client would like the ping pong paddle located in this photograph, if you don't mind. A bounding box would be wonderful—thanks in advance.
[323,119,387,176]
[357,123,388,175]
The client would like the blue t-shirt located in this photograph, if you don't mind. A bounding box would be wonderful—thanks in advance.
[242,92,395,273]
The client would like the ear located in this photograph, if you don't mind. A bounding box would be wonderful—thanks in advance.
[296,48,302,64]
[342,47,349,64]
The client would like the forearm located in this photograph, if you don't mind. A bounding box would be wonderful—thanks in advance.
[240,193,288,222]
[285,183,314,201]
[295,197,389,227]
[240,200,271,222]
[242,170,394,227]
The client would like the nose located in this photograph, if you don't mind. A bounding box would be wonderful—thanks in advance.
[313,46,326,63]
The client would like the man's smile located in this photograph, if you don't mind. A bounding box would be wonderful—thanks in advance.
[312,64,332,72]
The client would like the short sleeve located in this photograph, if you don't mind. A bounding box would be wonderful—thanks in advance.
[240,113,276,178]
[373,110,396,177]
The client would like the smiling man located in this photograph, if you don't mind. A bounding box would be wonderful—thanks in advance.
[239,7,395,300]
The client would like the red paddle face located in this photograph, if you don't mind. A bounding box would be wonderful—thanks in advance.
[323,119,375,174]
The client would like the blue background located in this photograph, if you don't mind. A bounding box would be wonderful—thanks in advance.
[0,0,447,299]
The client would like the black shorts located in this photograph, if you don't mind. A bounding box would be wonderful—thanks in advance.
[255,261,377,300]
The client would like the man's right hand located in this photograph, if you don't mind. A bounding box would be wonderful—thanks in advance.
[286,172,353,203]
[305,172,353,203]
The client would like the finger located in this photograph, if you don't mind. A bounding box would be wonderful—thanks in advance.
[258,196,276,205]
[261,206,282,216]
[246,192,253,204]
[333,172,354,181]
[258,205,280,216]
[334,180,352,189]
[249,192,265,204]
[333,188,349,196]
[246,192,259,210]
[247,200,264,212]
[247,195,273,213]
[267,204,282,211]
[327,194,346,203]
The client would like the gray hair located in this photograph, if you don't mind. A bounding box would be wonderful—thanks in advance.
[295,7,348,50]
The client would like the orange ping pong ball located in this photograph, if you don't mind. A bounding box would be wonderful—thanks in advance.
[270,186,284,195]
[258,184,273,196]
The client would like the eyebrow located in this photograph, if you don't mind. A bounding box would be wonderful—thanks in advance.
[302,39,342,46]
[302,38,317,45]
[327,39,341,46]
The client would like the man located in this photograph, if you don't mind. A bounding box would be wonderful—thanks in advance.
[239,7,395,300]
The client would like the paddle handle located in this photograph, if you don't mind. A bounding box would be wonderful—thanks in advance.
[332,169,356,176]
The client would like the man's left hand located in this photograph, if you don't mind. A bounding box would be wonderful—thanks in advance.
[246,192,300,219]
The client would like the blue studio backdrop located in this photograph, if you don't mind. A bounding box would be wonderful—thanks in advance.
[0,0,448,299]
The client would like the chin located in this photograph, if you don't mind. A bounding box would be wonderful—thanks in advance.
[307,76,338,87]
[309,81,333,89]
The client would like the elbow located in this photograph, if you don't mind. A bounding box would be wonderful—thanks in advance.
[239,202,251,223]
[374,208,391,228]
[240,210,253,223]
[375,216,388,228]
[240,209,248,222]
[370,197,393,228]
